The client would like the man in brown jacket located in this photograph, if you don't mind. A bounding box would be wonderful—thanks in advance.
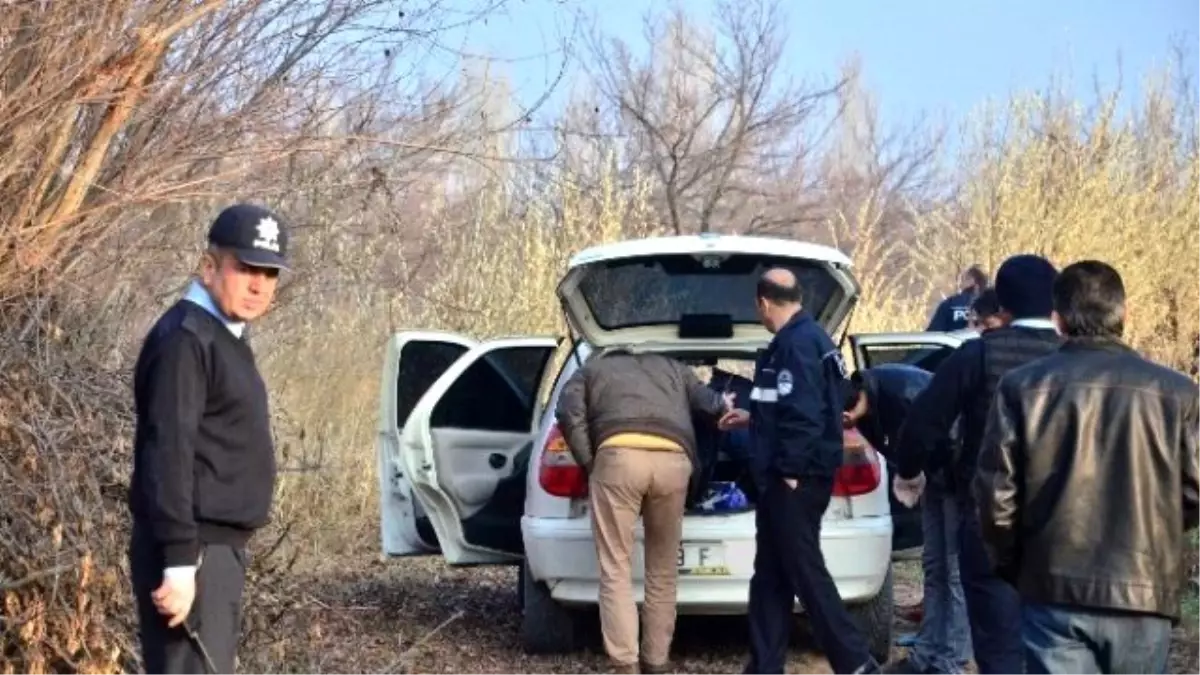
[556,348,733,674]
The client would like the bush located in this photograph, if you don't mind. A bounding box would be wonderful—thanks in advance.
[0,322,134,674]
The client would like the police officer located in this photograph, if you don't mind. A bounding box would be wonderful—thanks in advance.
[890,254,1062,674]
[129,203,289,673]
[926,265,988,332]
[720,268,879,675]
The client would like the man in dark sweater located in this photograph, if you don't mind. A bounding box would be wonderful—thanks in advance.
[129,203,289,673]
[887,254,1063,674]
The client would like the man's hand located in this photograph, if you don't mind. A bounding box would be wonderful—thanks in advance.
[893,472,927,508]
[152,572,197,628]
[718,408,750,430]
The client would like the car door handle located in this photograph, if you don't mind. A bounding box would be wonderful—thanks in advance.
[488,453,507,470]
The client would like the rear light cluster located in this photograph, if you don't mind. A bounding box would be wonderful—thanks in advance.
[833,427,882,497]
[538,424,589,498]
[538,423,880,500]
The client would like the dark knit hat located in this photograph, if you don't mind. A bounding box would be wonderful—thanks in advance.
[994,254,1057,319]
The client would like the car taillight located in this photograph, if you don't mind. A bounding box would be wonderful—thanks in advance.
[538,424,589,498]
[833,428,882,497]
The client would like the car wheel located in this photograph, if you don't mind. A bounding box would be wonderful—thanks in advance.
[520,562,582,654]
[846,564,895,663]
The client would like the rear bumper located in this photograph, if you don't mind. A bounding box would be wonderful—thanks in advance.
[520,513,893,615]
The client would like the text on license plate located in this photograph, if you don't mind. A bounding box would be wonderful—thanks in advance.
[676,542,730,576]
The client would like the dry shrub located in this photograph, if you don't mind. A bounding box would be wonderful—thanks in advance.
[0,321,134,674]
[907,68,1199,368]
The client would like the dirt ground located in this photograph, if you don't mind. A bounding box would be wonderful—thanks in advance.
[237,555,1200,674]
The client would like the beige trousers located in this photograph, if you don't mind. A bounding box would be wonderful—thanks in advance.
[589,446,692,668]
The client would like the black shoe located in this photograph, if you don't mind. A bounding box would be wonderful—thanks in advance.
[878,657,937,675]
[854,657,883,674]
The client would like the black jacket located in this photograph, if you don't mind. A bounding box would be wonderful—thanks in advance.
[855,364,931,460]
[130,301,277,566]
[894,322,1063,485]
[974,338,1200,620]
[926,290,974,332]
[750,311,846,483]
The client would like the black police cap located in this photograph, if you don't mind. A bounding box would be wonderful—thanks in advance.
[206,203,289,270]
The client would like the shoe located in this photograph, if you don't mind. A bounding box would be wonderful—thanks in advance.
[878,657,933,674]
[640,660,671,674]
[893,632,919,647]
[854,658,883,672]
[611,663,640,674]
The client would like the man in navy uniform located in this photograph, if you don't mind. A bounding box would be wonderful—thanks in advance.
[129,203,289,673]
[926,265,988,332]
[720,268,879,675]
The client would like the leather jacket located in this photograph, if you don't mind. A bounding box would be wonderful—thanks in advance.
[974,337,1200,620]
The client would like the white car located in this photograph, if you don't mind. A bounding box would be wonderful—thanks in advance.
[375,234,969,661]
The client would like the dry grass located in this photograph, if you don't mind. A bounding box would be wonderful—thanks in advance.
[0,11,1196,672]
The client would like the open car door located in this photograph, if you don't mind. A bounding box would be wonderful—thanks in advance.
[847,331,971,555]
[377,331,477,558]
[401,337,558,565]
[849,331,971,374]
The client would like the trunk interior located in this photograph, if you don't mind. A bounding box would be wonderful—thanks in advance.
[670,352,762,514]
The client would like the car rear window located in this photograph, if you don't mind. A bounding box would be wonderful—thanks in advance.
[576,254,841,330]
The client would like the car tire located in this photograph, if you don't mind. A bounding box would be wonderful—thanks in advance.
[520,562,581,654]
[846,564,895,664]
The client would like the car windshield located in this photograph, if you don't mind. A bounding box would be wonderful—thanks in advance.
[575,254,842,330]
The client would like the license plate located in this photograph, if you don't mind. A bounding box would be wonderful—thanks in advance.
[676,542,730,576]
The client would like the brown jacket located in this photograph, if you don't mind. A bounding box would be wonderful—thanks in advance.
[555,351,727,470]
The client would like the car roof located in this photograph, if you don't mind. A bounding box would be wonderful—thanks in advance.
[565,234,853,269]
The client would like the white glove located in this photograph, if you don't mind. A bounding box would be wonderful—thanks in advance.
[892,472,926,508]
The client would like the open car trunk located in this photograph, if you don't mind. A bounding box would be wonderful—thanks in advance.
[556,234,860,350]
[686,365,758,512]
[550,236,868,520]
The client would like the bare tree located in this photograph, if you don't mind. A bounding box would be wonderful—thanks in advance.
[581,0,844,234]
[0,0,547,309]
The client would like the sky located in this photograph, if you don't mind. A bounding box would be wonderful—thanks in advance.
[433,0,1198,132]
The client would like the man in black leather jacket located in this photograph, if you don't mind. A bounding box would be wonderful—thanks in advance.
[974,260,1200,675]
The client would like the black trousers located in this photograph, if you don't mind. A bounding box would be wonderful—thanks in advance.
[130,528,247,674]
[745,476,873,674]
[955,493,1025,674]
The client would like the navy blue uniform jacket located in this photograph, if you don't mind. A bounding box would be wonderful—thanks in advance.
[750,311,847,485]
[926,290,973,332]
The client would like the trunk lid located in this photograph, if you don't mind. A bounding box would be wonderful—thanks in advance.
[556,234,860,348]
